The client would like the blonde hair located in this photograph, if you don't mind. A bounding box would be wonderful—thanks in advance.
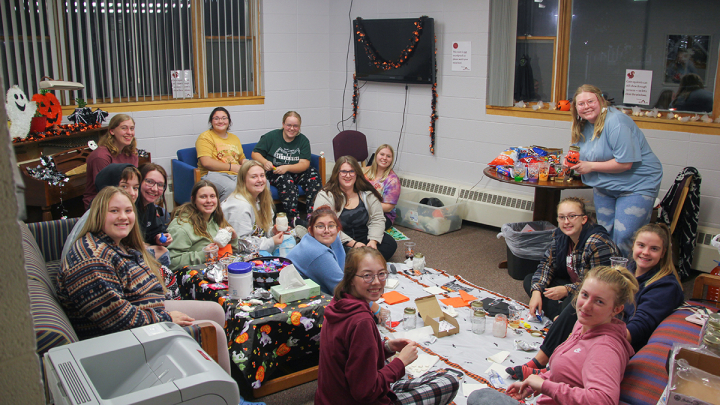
[171,180,230,239]
[77,187,164,290]
[573,266,639,319]
[632,223,682,288]
[334,247,386,301]
[229,160,274,232]
[363,144,395,182]
[99,114,137,157]
[570,84,609,144]
[282,111,302,126]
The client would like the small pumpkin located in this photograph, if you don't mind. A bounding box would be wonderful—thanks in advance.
[290,311,302,326]
[557,100,571,111]
[235,332,249,344]
[255,365,266,382]
[260,324,271,334]
[275,343,291,357]
[32,93,62,127]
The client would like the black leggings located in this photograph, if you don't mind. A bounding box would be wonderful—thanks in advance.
[539,302,578,357]
[523,274,573,320]
[343,232,397,261]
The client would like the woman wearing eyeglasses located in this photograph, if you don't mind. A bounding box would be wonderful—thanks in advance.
[221,160,284,253]
[314,156,397,261]
[525,197,620,321]
[568,85,662,256]
[286,205,346,294]
[137,163,173,266]
[196,107,248,202]
[251,111,323,226]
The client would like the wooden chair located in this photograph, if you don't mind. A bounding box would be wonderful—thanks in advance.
[692,273,720,308]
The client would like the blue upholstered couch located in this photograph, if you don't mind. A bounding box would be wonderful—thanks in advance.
[171,142,326,206]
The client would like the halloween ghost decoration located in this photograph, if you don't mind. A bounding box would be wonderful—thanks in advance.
[6,86,36,139]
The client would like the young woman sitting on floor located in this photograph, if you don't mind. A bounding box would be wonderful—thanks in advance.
[525,197,620,321]
[363,144,401,230]
[58,186,230,373]
[316,247,459,405]
[167,180,237,270]
[137,163,173,266]
[508,223,684,380]
[470,266,638,405]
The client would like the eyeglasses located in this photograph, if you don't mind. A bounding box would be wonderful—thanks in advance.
[144,178,166,190]
[355,272,388,284]
[575,99,597,108]
[339,170,356,177]
[212,116,229,122]
[557,214,584,222]
[314,223,337,231]
[285,124,299,129]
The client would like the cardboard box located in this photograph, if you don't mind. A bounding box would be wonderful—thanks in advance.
[666,348,720,405]
[414,295,459,337]
[270,279,321,304]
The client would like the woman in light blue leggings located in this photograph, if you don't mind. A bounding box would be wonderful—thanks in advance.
[567,84,663,256]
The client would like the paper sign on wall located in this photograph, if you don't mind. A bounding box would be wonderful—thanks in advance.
[171,70,193,99]
[623,69,652,105]
[452,41,471,71]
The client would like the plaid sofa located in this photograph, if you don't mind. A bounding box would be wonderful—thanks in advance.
[22,218,81,358]
[620,302,715,404]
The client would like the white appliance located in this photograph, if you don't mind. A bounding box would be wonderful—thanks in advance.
[44,322,239,405]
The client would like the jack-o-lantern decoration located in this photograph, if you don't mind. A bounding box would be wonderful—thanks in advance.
[557,100,571,111]
[32,92,62,127]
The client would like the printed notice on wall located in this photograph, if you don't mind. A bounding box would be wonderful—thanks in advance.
[623,69,652,105]
[452,41,471,71]
[171,70,193,99]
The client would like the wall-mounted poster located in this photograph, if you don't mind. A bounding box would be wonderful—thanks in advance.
[664,35,710,85]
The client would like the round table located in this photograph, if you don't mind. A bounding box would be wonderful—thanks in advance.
[483,166,590,227]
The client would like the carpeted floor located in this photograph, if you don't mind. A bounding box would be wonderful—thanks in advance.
[252,221,700,404]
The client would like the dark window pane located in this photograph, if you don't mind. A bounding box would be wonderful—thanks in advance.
[516,0,559,37]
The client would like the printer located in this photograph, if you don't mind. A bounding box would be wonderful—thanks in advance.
[44,322,239,405]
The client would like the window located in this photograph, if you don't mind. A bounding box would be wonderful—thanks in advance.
[0,0,261,109]
[489,0,720,134]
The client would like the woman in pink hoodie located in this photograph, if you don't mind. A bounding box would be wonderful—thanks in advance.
[468,266,638,405]
[316,247,459,405]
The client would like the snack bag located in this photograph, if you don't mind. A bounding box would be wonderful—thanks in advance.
[488,148,518,166]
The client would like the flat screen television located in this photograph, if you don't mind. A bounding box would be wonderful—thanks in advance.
[353,17,436,85]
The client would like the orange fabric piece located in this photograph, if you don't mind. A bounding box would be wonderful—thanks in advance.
[382,291,410,305]
[217,244,233,259]
[440,297,469,308]
[459,290,477,302]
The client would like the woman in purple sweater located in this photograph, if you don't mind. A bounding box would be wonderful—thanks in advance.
[470,266,639,405]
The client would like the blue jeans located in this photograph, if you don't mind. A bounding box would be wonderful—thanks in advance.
[593,188,655,257]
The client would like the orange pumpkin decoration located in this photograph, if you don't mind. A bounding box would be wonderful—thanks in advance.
[275,344,291,357]
[260,325,271,334]
[557,100,571,111]
[256,366,266,382]
[290,311,302,326]
[273,303,287,309]
[235,332,249,344]
[189,270,199,277]
[32,93,62,127]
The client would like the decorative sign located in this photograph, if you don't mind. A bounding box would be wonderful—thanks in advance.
[171,70,193,99]
[451,41,471,71]
[623,69,652,105]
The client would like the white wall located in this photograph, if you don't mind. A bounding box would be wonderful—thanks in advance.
[101,0,720,229]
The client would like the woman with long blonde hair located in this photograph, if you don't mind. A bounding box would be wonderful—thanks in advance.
[83,114,139,209]
[221,160,284,252]
[363,144,401,230]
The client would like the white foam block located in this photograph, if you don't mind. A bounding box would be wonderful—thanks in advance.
[487,350,509,364]
[463,382,491,397]
[385,278,400,289]
[424,286,445,295]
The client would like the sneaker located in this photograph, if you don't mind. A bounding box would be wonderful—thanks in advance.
[295,225,308,241]
[293,217,308,229]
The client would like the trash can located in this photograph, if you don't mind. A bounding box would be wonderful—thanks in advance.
[498,221,556,280]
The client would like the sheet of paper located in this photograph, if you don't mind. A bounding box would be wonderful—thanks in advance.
[484,362,510,379]
[385,278,400,289]
[487,350,509,364]
[463,382,490,397]
[424,286,445,295]
[392,326,435,342]
[405,351,439,377]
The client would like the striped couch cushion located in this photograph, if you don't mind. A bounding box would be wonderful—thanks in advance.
[20,222,56,297]
[26,217,79,263]
[620,304,715,405]
[27,279,78,356]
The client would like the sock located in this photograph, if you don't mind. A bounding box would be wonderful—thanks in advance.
[505,365,544,380]
[523,358,543,369]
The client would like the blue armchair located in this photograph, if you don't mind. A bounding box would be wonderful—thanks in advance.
[171,142,326,206]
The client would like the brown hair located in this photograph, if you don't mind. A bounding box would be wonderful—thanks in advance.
[570,84,609,144]
[632,223,681,288]
[228,160,274,232]
[208,107,232,129]
[334,247,386,300]
[308,205,343,238]
[573,265,639,319]
[99,114,137,157]
[323,156,382,212]
[363,144,396,182]
[171,180,230,239]
[557,196,593,224]
[77,187,164,290]
[139,163,168,207]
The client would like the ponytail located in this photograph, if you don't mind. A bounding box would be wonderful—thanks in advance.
[574,266,639,319]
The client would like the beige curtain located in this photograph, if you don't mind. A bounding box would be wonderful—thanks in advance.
[487,0,518,107]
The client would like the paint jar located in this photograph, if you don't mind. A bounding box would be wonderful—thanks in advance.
[471,309,486,335]
[493,314,507,338]
[203,243,219,263]
[403,307,417,330]
[227,262,253,300]
[404,242,416,259]
[470,300,484,311]
[412,253,426,273]
[610,257,628,270]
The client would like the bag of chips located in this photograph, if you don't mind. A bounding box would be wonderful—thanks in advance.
[488,148,518,166]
